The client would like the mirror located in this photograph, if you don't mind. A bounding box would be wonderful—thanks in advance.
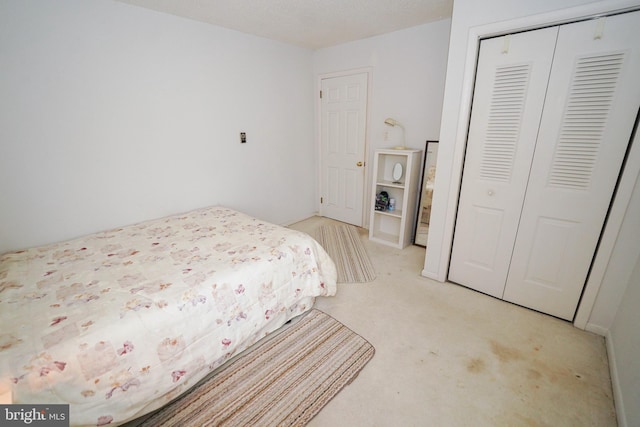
[392,163,403,183]
[414,141,439,246]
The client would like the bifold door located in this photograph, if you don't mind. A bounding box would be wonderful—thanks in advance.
[450,10,640,320]
[448,27,558,299]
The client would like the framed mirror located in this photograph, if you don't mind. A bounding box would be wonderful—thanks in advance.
[414,140,439,247]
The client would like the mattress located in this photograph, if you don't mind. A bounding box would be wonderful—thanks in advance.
[0,206,337,426]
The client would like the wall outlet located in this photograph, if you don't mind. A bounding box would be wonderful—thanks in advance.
[240,132,246,143]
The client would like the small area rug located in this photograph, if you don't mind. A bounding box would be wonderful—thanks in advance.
[316,224,376,283]
[137,309,375,427]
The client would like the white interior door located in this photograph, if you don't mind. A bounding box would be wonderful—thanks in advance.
[503,11,640,320]
[320,73,368,226]
[448,28,558,298]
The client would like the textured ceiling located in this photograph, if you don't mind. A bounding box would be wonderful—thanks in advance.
[116,0,454,49]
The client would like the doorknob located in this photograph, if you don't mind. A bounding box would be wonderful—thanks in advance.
[356,162,363,167]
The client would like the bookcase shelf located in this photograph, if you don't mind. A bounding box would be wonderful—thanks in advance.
[369,148,422,249]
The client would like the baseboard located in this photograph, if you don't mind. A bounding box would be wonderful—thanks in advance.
[605,330,627,427]
[421,269,440,281]
[281,212,319,227]
[584,323,608,337]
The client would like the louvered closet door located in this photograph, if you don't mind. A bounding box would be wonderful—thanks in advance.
[448,27,558,298]
[503,11,640,320]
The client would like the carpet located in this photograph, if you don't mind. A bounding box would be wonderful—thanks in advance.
[316,224,376,283]
[136,309,375,427]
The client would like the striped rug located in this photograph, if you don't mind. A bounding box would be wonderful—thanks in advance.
[316,224,376,283]
[136,309,374,427]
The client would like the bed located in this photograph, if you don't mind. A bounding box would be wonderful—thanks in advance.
[0,206,337,426]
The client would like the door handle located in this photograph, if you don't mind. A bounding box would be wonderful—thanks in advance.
[356,162,363,167]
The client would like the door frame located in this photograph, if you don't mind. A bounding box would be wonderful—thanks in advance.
[316,67,373,228]
[424,1,640,329]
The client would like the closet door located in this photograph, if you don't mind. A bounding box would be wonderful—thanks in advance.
[448,27,558,298]
[503,11,640,320]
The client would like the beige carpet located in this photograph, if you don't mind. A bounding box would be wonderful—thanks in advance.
[316,224,376,283]
[136,309,374,427]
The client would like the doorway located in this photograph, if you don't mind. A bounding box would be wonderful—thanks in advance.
[319,72,369,226]
[449,11,640,321]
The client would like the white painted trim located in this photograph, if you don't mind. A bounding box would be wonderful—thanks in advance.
[585,323,608,337]
[574,124,640,329]
[281,212,320,227]
[421,268,439,280]
[605,330,627,427]
[316,67,374,228]
[432,0,640,325]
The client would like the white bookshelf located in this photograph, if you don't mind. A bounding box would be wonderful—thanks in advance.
[369,148,422,249]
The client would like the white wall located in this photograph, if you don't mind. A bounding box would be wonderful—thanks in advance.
[590,132,640,427]
[423,0,637,278]
[422,0,640,320]
[426,1,640,425]
[609,253,640,427]
[0,0,316,253]
[313,20,451,224]
[588,167,640,333]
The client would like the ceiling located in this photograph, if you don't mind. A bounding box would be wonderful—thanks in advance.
[116,0,454,49]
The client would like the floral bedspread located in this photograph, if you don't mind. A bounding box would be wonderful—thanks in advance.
[0,207,337,426]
